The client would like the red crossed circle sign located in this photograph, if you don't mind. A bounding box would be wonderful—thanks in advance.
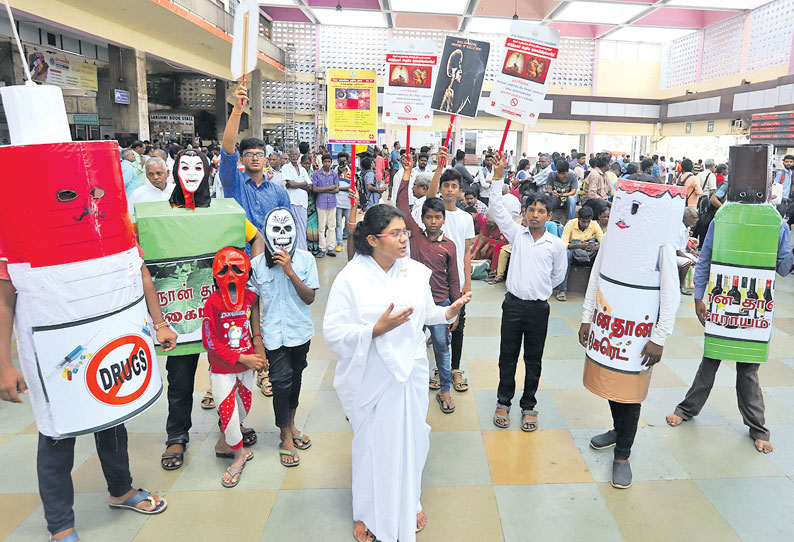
[510,98,519,107]
[85,335,154,406]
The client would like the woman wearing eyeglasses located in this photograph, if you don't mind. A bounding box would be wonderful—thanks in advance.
[323,205,471,542]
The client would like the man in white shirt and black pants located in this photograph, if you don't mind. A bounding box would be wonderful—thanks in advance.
[489,154,567,431]
[473,154,495,205]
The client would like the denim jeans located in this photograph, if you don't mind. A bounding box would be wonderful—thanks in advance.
[335,207,351,245]
[426,299,452,393]
[552,195,577,221]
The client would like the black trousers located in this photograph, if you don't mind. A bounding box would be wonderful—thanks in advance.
[267,342,310,428]
[609,401,641,460]
[451,305,466,371]
[165,353,200,446]
[496,293,549,411]
[38,426,133,535]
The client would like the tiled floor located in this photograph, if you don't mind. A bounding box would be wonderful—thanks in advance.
[5,251,794,541]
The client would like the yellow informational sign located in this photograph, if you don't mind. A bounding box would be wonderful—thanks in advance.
[327,69,377,145]
[27,46,98,91]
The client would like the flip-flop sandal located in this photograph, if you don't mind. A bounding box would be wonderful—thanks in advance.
[109,489,167,515]
[261,380,273,397]
[521,409,538,432]
[279,446,300,467]
[429,368,440,390]
[493,404,510,428]
[241,427,257,446]
[215,449,255,460]
[353,523,375,542]
[451,370,469,392]
[160,442,186,471]
[292,432,312,450]
[200,392,215,410]
[436,392,456,414]
[556,292,567,302]
[221,464,246,488]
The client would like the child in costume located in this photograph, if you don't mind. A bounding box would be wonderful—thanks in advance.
[0,83,176,542]
[202,247,266,487]
[578,180,685,489]
[249,206,319,467]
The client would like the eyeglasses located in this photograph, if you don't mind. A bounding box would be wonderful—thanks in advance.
[375,230,411,239]
[243,152,265,158]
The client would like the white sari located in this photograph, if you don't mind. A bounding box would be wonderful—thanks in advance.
[323,254,452,542]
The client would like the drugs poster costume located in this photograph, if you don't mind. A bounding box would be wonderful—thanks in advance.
[430,36,490,118]
[0,137,162,438]
[485,22,560,126]
[382,38,437,127]
[704,203,781,363]
[582,180,686,403]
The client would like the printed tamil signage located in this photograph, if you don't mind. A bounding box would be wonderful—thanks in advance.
[327,69,377,145]
[382,38,436,127]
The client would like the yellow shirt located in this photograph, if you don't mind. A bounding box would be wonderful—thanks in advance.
[561,220,604,247]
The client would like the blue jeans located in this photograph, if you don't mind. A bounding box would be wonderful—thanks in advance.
[426,299,452,393]
[559,249,574,292]
[552,195,577,221]
[335,207,351,245]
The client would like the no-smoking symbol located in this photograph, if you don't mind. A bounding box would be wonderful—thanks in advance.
[510,98,519,107]
[404,105,412,113]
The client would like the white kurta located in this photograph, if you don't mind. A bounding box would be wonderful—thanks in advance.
[323,255,452,542]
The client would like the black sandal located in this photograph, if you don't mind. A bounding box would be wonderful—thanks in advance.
[161,440,186,470]
[241,427,257,446]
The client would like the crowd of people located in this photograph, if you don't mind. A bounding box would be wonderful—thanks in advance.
[4,77,794,542]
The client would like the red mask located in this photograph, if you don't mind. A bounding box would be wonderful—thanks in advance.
[212,247,251,312]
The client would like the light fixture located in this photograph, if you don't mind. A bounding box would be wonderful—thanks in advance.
[313,8,388,27]
[513,0,519,19]
[336,2,342,11]
[390,0,468,14]
[553,1,647,25]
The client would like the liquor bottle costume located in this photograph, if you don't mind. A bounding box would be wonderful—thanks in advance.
[582,180,686,403]
[135,150,247,355]
[0,140,162,438]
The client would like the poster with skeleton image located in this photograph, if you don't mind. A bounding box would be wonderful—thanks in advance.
[430,36,490,118]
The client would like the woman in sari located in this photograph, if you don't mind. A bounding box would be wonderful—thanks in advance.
[302,153,320,255]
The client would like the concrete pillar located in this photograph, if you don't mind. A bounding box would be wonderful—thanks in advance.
[249,68,263,140]
[522,123,530,157]
[108,46,149,140]
[215,79,227,140]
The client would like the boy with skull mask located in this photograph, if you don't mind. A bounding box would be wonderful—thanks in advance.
[248,206,320,467]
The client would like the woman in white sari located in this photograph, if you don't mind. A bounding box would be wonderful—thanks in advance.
[324,205,471,542]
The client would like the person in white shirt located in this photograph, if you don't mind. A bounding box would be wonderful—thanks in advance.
[265,142,274,160]
[489,155,567,433]
[501,184,521,218]
[268,152,285,189]
[697,158,717,197]
[282,147,313,250]
[473,154,495,205]
[127,157,175,219]
[393,159,418,207]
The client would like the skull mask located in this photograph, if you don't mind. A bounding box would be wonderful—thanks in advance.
[212,247,250,312]
[264,207,296,258]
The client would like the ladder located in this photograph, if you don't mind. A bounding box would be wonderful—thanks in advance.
[314,69,326,150]
[283,43,297,150]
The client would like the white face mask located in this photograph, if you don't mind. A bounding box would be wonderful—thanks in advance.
[264,207,296,257]
[177,155,205,193]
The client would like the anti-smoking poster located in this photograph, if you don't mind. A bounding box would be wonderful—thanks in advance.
[327,69,378,144]
[382,38,437,127]
[430,36,490,119]
[485,22,560,126]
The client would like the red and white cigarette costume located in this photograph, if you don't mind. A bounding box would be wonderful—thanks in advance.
[0,141,162,438]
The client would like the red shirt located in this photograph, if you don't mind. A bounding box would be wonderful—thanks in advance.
[202,289,257,373]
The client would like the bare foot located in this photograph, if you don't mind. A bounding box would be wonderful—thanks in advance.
[215,434,232,455]
[755,439,774,453]
[353,521,375,542]
[666,413,683,426]
[417,510,428,532]
[109,489,164,512]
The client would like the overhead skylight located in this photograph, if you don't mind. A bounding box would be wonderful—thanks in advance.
[313,8,388,28]
[606,26,698,42]
[665,0,768,9]
[553,1,649,25]
[466,16,521,34]
[259,0,298,6]
[391,0,469,14]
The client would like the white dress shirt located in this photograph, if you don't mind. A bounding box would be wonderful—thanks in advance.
[127,181,175,219]
[282,162,312,208]
[474,165,495,198]
[490,180,567,300]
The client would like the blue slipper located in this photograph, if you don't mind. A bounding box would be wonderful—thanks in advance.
[108,489,167,515]
[49,530,79,542]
